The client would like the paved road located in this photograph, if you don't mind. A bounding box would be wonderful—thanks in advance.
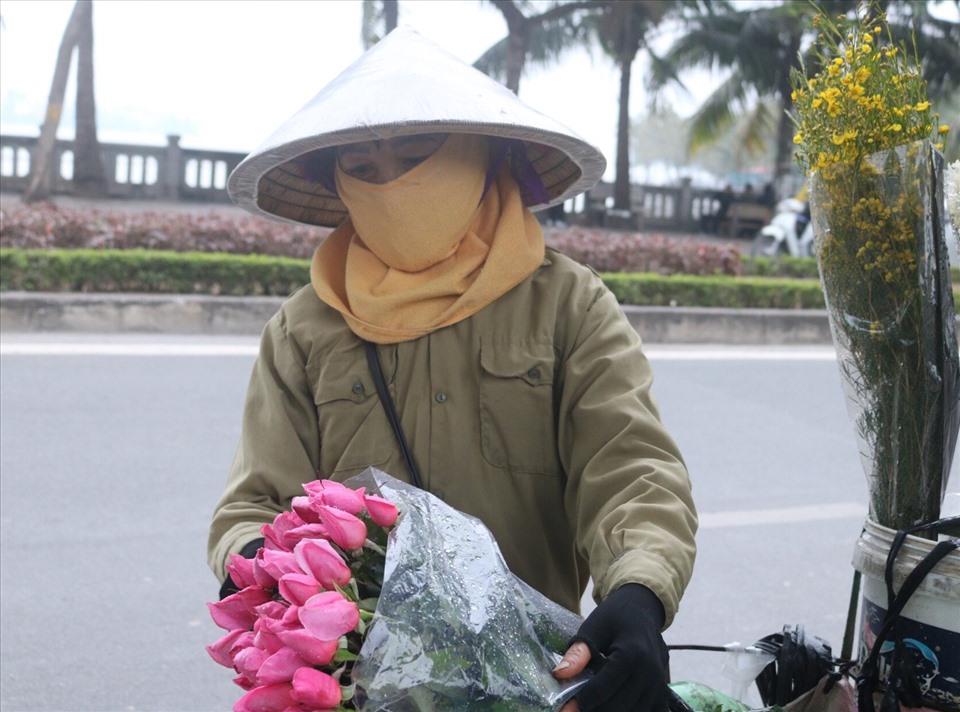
[1,335,955,711]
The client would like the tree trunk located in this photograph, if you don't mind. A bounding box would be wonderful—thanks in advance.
[384,0,398,32]
[23,1,83,203]
[74,0,106,198]
[505,24,529,94]
[492,0,528,94]
[613,50,634,211]
[773,28,803,202]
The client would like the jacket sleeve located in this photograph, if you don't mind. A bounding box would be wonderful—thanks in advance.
[207,309,321,582]
[557,276,697,628]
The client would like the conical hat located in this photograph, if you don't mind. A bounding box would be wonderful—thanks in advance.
[227,26,606,228]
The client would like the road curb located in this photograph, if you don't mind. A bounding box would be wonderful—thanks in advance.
[0,292,838,344]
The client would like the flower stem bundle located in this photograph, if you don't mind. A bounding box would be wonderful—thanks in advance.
[790,2,960,532]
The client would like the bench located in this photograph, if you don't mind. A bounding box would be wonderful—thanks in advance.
[717,201,773,238]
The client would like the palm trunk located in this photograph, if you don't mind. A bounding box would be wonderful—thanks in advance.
[614,50,634,211]
[23,1,83,203]
[773,29,803,202]
[74,0,106,198]
[384,0,398,32]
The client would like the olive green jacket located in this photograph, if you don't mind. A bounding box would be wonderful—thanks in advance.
[208,248,697,622]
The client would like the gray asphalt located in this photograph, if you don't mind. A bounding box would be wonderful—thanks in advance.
[2,335,893,711]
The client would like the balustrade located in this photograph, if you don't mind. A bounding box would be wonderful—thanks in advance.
[0,132,761,235]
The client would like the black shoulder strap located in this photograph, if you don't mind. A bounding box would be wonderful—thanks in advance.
[364,340,423,490]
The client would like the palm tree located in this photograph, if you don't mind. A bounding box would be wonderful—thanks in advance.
[23,0,105,203]
[74,0,106,198]
[583,0,706,211]
[361,0,399,50]
[652,0,960,198]
[474,0,603,94]
[23,2,83,203]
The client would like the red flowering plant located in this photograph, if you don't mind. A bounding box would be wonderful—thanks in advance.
[206,478,399,712]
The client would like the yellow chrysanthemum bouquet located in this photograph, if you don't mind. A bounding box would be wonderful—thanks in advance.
[791,3,959,531]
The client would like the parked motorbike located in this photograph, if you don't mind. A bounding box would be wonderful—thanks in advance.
[749,198,814,258]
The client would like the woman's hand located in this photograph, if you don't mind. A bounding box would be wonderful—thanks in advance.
[553,584,670,712]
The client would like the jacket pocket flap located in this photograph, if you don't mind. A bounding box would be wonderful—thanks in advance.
[480,342,554,386]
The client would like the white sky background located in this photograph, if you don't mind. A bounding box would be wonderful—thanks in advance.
[3,1,957,183]
[0,0,719,181]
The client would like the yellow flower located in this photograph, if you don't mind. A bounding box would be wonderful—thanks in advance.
[915,101,930,111]
[793,133,803,144]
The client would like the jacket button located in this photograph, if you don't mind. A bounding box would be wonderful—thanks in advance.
[352,382,364,395]
[527,367,541,379]
[435,392,447,403]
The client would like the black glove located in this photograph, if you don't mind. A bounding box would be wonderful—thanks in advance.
[217,537,265,600]
[570,583,670,712]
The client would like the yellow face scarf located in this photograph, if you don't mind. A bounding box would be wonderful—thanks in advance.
[311,134,545,344]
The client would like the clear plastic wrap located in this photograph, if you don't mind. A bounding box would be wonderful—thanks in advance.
[345,468,588,711]
[809,140,960,530]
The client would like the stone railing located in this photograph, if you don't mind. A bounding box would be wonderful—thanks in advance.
[0,133,769,236]
[0,133,245,204]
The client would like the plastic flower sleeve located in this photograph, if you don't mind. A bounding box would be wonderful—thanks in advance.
[345,468,588,711]
[809,140,960,530]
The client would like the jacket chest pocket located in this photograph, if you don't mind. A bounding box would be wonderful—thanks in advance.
[479,342,560,475]
[312,357,391,477]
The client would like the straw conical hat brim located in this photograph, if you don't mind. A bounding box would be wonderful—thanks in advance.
[227,26,606,228]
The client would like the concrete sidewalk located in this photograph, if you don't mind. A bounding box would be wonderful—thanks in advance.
[0,291,836,344]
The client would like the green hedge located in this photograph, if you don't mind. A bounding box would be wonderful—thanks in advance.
[2,247,958,311]
[742,255,960,285]
[0,248,309,296]
[602,272,826,309]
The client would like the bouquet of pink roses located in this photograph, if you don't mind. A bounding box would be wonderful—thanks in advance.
[207,469,586,712]
[206,476,400,711]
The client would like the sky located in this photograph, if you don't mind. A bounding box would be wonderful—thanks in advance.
[0,0,717,181]
[3,1,957,184]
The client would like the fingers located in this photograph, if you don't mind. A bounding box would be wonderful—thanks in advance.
[553,641,591,680]
[558,701,580,712]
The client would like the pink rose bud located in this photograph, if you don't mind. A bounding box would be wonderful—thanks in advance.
[206,629,248,668]
[253,618,284,655]
[208,587,271,631]
[278,573,321,608]
[226,554,258,590]
[293,538,352,590]
[285,522,329,549]
[261,511,307,551]
[304,479,366,514]
[291,666,343,709]
[232,645,269,681]
[291,496,322,524]
[256,647,308,686]
[317,505,367,551]
[233,682,296,712]
[258,549,299,581]
[275,627,339,667]
[232,673,255,691]
[298,591,360,640]
[363,494,400,527]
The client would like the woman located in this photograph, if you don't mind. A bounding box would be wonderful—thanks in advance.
[209,27,697,712]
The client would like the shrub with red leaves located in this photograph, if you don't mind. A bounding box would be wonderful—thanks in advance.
[0,203,330,259]
[1,202,742,276]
